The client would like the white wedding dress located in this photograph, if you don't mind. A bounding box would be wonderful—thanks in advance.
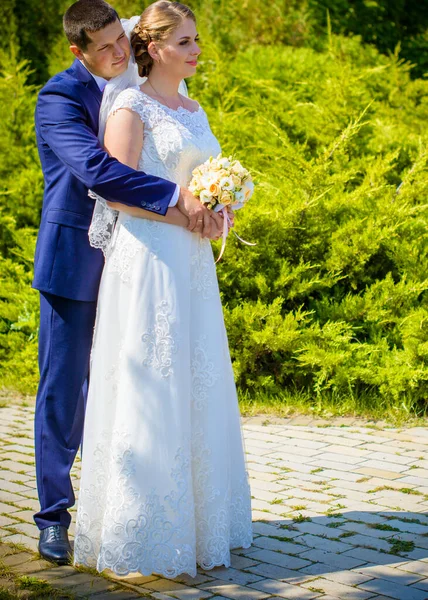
[73,88,253,579]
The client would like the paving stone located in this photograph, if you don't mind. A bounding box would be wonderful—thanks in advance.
[3,407,428,600]
[9,498,39,512]
[411,579,428,592]
[229,554,259,570]
[199,580,271,599]
[1,532,39,552]
[322,570,374,586]
[0,516,19,528]
[2,522,39,539]
[66,577,118,596]
[384,520,428,535]
[397,561,428,576]
[0,543,15,558]
[337,533,393,552]
[355,468,403,480]
[294,534,353,554]
[353,564,424,586]
[246,548,312,570]
[246,562,306,581]
[173,572,213,586]
[14,557,54,574]
[252,536,306,554]
[142,578,212,599]
[336,522,396,539]
[301,577,374,599]
[343,547,404,566]
[198,567,262,586]
[1,552,34,567]
[5,510,35,524]
[248,578,320,599]
[107,572,159,584]
[23,565,76,580]
[0,491,20,503]
[88,592,142,599]
[298,549,366,570]
[251,521,299,539]
[358,578,428,600]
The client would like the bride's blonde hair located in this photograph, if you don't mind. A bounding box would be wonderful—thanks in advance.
[131,1,196,78]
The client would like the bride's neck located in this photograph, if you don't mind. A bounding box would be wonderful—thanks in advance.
[146,68,181,97]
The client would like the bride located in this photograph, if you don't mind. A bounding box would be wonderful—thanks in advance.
[73,0,253,579]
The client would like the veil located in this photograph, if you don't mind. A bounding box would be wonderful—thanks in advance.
[87,16,187,257]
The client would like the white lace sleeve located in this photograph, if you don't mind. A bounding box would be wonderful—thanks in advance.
[88,88,150,258]
[109,87,151,127]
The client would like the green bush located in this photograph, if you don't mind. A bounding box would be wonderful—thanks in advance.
[190,35,428,413]
[0,51,40,393]
[0,5,427,419]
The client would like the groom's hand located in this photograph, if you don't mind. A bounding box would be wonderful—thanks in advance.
[177,188,211,237]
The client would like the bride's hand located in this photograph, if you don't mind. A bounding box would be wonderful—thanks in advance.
[177,188,211,237]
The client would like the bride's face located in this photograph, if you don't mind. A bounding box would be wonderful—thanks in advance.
[153,18,201,79]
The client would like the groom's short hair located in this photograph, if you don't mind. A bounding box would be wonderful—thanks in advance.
[63,0,119,50]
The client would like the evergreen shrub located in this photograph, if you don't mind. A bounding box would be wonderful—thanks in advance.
[0,9,427,417]
[190,35,428,413]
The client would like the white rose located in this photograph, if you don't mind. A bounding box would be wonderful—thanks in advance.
[200,190,213,204]
[218,157,231,169]
[219,176,235,191]
[232,161,246,176]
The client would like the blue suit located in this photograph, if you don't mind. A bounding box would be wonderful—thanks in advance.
[33,59,176,530]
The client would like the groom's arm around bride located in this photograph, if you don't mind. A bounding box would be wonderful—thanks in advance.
[32,0,215,565]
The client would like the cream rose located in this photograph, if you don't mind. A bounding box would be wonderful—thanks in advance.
[220,190,233,205]
[209,182,221,197]
[200,189,213,204]
[219,176,235,191]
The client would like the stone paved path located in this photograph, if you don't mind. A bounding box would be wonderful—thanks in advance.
[1,403,428,599]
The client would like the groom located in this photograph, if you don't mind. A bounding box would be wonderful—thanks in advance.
[33,0,220,564]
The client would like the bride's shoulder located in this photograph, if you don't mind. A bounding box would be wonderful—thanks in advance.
[182,97,201,113]
[110,86,149,118]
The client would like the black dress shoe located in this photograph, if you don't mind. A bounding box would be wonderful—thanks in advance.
[38,525,72,564]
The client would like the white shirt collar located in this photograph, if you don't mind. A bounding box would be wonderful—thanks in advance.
[79,60,108,92]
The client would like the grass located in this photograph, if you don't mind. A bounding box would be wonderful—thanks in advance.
[238,389,428,425]
[388,539,415,555]
[293,514,312,523]
[369,523,400,532]
[2,389,428,424]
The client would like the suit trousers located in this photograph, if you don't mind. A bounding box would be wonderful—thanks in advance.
[34,291,97,530]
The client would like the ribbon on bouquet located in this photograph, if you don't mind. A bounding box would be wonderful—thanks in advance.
[215,208,257,263]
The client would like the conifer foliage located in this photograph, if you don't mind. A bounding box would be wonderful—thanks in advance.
[0,0,426,416]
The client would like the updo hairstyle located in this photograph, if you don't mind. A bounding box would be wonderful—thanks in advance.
[131,1,196,77]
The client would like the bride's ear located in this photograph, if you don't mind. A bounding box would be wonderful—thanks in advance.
[147,41,159,62]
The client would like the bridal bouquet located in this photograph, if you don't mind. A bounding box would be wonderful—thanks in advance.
[189,154,254,212]
[189,154,256,261]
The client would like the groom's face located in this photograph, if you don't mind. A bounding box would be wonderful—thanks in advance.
[70,19,130,80]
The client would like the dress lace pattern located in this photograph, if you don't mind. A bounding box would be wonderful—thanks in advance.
[75,87,252,579]
[142,300,178,379]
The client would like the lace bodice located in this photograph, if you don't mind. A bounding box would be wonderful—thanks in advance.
[110,87,221,188]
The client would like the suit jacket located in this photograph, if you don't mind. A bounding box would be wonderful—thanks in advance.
[33,59,176,302]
